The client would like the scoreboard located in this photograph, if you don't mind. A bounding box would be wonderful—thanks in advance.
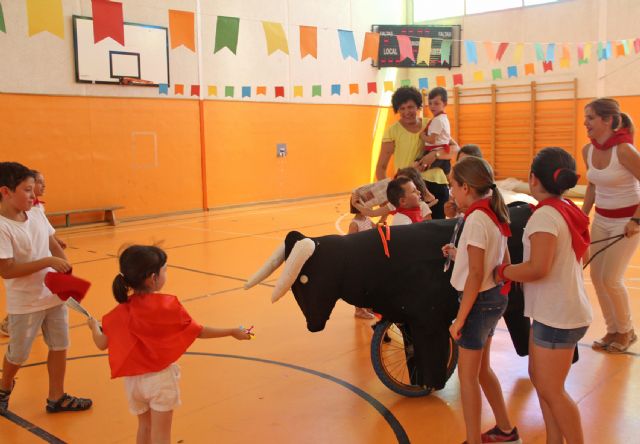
[371,24,462,68]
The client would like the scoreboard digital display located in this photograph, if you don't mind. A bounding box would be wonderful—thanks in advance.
[371,25,462,69]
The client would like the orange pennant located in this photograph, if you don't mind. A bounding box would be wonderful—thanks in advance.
[483,41,496,63]
[436,76,446,87]
[349,83,359,95]
[168,10,195,51]
[299,26,317,59]
[256,86,267,95]
[361,32,380,63]
[175,84,184,95]
[524,63,535,75]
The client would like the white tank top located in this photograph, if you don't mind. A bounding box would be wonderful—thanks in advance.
[586,144,640,210]
[352,216,375,232]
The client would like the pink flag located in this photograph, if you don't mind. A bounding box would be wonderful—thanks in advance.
[634,38,640,54]
[483,41,495,63]
[396,35,415,62]
[577,43,584,60]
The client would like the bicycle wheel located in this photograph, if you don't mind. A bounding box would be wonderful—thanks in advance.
[370,320,458,397]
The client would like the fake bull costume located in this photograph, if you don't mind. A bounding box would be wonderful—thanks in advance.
[246,204,547,390]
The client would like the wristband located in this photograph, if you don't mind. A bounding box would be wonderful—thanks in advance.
[631,217,640,225]
[497,263,510,282]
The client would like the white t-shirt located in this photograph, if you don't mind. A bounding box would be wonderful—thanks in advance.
[0,209,61,314]
[522,206,592,329]
[451,210,508,292]
[390,201,432,226]
[426,113,451,147]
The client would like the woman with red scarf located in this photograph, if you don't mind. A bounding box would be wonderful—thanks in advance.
[582,98,639,353]
[497,148,591,444]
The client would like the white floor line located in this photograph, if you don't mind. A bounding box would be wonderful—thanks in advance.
[335,213,348,235]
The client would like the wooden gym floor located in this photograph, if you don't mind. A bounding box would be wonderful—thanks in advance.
[0,195,638,443]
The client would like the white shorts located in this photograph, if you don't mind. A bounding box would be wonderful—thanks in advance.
[123,364,181,415]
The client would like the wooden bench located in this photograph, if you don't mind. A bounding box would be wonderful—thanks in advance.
[48,206,124,228]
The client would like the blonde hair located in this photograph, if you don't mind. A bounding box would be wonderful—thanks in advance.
[452,157,509,224]
[586,98,635,135]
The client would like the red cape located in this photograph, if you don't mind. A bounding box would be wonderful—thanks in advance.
[391,206,423,223]
[532,198,590,260]
[102,293,203,378]
[464,198,512,237]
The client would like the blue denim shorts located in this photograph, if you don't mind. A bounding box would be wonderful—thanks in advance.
[532,320,588,349]
[457,286,507,350]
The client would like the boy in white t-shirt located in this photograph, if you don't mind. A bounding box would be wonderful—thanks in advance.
[0,162,92,413]
[418,87,452,174]
[386,177,432,225]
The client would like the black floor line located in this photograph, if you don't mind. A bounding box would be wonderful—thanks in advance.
[0,410,67,443]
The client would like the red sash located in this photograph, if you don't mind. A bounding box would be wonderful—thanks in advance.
[424,112,450,153]
[532,198,590,260]
[591,127,633,151]
[102,293,203,378]
[391,206,423,223]
[595,204,638,218]
[464,198,511,237]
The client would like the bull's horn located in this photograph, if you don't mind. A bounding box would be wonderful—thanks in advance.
[271,238,316,303]
[244,243,285,289]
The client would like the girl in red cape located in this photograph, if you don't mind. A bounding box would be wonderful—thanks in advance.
[497,148,591,444]
[86,245,252,444]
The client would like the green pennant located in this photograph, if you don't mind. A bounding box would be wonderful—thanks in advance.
[0,3,6,33]
[578,58,589,65]
[214,16,240,54]
[400,79,411,87]
[225,86,234,97]
[312,85,322,97]
[492,68,502,80]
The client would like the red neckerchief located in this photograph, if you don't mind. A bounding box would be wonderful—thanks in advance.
[391,206,423,223]
[464,198,511,237]
[591,127,634,151]
[531,197,590,260]
[102,293,203,378]
[33,198,45,206]
[424,112,451,153]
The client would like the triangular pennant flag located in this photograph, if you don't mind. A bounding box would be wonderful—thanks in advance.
[560,57,570,68]
[300,26,317,59]
[623,39,631,55]
[418,77,428,90]
[293,86,303,97]
[436,76,446,87]
[546,43,556,62]
[417,37,432,65]
[338,29,358,60]
[158,84,169,95]
[400,79,411,87]
[312,85,322,97]
[190,85,200,97]
[262,22,289,55]
[275,86,285,97]
[208,85,217,96]
[616,42,625,57]
[492,68,502,80]
[175,84,184,95]
[507,66,518,78]
[605,41,612,59]
[473,70,484,82]
[27,0,64,38]
[331,84,341,95]
[256,86,267,96]
[483,41,496,63]
[383,81,394,92]
[597,41,604,60]
[562,43,570,60]
[542,60,553,72]
[242,86,251,98]
[634,38,640,54]
[0,2,6,33]
[92,0,124,45]
[453,74,463,86]
[496,42,509,61]
[525,63,535,75]
[534,43,544,61]
[577,43,585,61]
[464,40,478,64]
[225,86,234,97]
[367,82,377,94]
[349,83,359,95]
[513,43,524,63]
[440,40,452,65]
[361,32,379,63]
[214,16,240,54]
[397,35,415,62]
[168,10,195,51]
[584,42,592,61]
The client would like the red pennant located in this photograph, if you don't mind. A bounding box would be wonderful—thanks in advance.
[275,86,285,98]
[92,0,124,45]
[495,42,509,61]
[542,60,553,72]
[190,85,200,96]
[367,82,377,94]
[634,38,640,54]
[453,73,463,86]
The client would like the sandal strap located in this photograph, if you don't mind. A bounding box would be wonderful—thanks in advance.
[47,393,92,409]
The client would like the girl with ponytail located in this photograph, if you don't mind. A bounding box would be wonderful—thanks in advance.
[496,147,591,444]
[86,245,252,443]
[442,156,521,444]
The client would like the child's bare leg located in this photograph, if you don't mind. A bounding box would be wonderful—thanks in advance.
[47,349,67,401]
[1,356,20,391]
[150,409,173,444]
[137,410,152,444]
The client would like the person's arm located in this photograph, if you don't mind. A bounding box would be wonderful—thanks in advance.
[348,221,359,234]
[351,194,391,218]
[87,317,108,350]
[375,141,395,180]
[199,326,252,340]
[49,235,67,261]
[0,256,70,279]
[54,236,67,250]
[581,144,595,215]
[450,245,484,339]
[616,143,640,237]
[501,232,556,282]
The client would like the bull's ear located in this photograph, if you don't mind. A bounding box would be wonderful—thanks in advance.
[244,243,285,289]
[272,238,316,303]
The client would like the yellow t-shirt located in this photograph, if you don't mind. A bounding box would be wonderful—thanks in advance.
[382,119,449,185]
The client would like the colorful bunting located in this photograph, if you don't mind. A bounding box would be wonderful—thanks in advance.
[361,32,380,63]
[577,43,585,61]
[616,42,625,57]
[190,85,200,96]
[275,86,285,97]
[299,26,317,59]
[312,85,322,97]
[545,43,556,62]
[168,10,195,51]
[436,76,446,87]
[483,42,495,63]
[525,63,535,75]
[473,71,484,82]
[623,39,631,55]
[534,43,544,61]
[597,41,604,60]
[634,38,640,54]
[562,43,570,60]
[417,38,432,65]
[242,86,251,98]
[27,0,64,38]
[214,16,240,54]
[331,84,341,95]
[91,0,124,45]
[513,43,524,63]
[383,81,394,92]
[175,84,184,95]
[293,86,303,97]
[606,41,612,59]
[158,84,169,95]
[256,86,267,95]
[465,40,478,64]
[262,22,289,55]
[400,79,411,87]
[225,86,234,97]
[507,66,518,78]
[453,74,463,86]
[338,30,358,60]
[418,77,428,90]
[440,40,452,64]
[208,86,217,96]
[349,83,359,95]
[0,2,4,33]
[367,82,377,94]
[397,35,415,62]
[542,60,553,72]
[584,42,592,61]
[496,42,509,61]
[492,68,502,80]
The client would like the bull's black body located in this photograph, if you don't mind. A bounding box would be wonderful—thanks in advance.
[284,204,534,390]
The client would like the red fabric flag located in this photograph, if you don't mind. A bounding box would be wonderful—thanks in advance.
[92,0,124,45]
[634,38,640,54]
[367,82,377,94]
[190,85,200,96]
[453,73,463,86]
[542,60,553,72]
[275,86,285,98]
[495,42,509,61]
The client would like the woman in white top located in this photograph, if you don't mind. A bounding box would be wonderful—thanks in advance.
[497,148,591,444]
[582,98,640,353]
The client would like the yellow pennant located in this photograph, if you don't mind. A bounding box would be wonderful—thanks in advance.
[27,0,64,38]
[513,43,524,64]
[584,42,592,60]
[208,86,218,97]
[383,81,394,92]
[293,86,303,97]
[417,38,432,65]
[262,21,289,55]
[473,71,484,82]
[560,58,570,68]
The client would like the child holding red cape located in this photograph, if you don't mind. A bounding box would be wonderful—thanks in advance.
[87,245,252,444]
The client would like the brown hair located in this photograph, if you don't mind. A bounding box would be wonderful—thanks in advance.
[452,157,509,224]
[395,167,429,203]
[586,98,635,135]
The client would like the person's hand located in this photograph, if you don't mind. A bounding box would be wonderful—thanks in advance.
[444,200,458,218]
[418,151,437,170]
[624,220,640,238]
[493,265,503,285]
[442,243,456,260]
[47,257,71,273]
[233,327,253,340]
[87,317,101,333]
[449,318,464,340]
